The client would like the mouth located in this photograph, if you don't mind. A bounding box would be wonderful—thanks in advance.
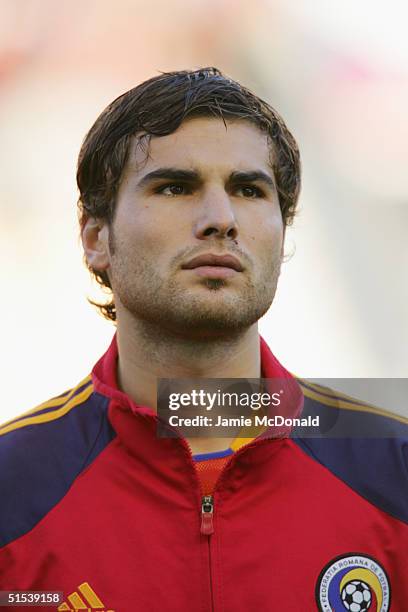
[181,253,244,280]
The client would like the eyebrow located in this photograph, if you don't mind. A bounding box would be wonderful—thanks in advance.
[137,168,200,188]
[227,171,275,190]
[136,167,275,190]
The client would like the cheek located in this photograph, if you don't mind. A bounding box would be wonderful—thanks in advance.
[117,199,191,250]
[115,209,167,255]
[242,212,283,257]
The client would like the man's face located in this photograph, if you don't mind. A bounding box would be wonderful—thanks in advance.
[103,117,284,338]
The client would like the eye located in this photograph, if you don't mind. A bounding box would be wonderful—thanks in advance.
[236,185,264,198]
[156,183,191,196]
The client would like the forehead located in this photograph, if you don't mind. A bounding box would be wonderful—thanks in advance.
[127,117,274,176]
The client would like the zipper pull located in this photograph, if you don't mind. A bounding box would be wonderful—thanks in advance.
[201,495,214,536]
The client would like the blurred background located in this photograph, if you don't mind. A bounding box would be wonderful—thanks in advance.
[1,0,407,422]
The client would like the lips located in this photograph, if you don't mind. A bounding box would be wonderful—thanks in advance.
[181,253,244,272]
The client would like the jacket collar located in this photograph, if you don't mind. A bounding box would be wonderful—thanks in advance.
[92,332,303,424]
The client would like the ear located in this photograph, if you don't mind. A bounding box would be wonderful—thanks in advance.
[81,216,111,272]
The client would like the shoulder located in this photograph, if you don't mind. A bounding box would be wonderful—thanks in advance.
[296,378,408,437]
[292,378,408,524]
[0,376,116,547]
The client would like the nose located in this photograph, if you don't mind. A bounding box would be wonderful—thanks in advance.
[193,188,238,241]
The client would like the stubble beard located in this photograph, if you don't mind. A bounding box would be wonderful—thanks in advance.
[109,236,282,340]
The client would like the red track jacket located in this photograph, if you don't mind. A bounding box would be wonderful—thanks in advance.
[0,335,407,611]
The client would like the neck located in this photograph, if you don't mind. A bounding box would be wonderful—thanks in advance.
[116,310,261,412]
[115,308,262,455]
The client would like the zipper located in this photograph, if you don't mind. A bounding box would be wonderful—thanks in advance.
[150,413,283,534]
[201,495,214,535]
[176,433,282,536]
[200,494,215,611]
[206,518,215,612]
[194,437,280,611]
[148,413,284,611]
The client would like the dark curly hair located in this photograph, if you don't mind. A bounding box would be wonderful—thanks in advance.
[77,67,301,322]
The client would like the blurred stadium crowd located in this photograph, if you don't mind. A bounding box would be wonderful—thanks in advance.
[1,0,407,419]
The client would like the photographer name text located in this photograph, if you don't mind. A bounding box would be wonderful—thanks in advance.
[167,415,320,427]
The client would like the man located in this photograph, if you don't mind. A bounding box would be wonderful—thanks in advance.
[0,68,406,611]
